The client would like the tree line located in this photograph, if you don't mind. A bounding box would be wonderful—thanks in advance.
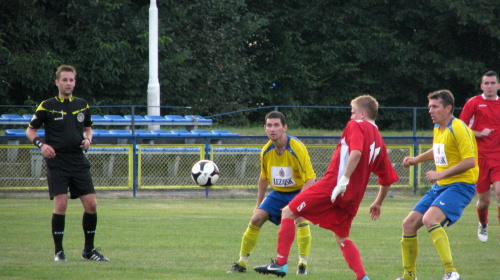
[1,0,499,129]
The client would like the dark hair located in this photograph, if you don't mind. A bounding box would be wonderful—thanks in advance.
[56,65,77,80]
[428,89,455,112]
[351,95,379,120]
[482,70,499,83]
[264,111,286,126]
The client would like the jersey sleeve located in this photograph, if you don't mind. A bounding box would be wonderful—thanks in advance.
[296,141,316,181]
[459,97,475,127]
[260,146,268,180]
[453,120,477,160]
[373,150,399,186]
[345,120,365,152]
[84,103,93,127]
[28,102,47,129]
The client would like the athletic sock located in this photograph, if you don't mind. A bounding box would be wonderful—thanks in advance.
[82,212,97,252]
[52,213,65,254]
[400,234,418,280]
[239,223,261,267]
[477,201,488,226]
[340,239,366,280]
[497,204,500,233]
[428,224,456,273]
[276,218,295,266]
[296,221,311,265]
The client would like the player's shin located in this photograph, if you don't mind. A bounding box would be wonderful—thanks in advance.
[428,224,456,273]
[239,223,261,266]
[340,239,366,280]
[400,234,418,279]
[296,221,311,265]
[276,218,295,266]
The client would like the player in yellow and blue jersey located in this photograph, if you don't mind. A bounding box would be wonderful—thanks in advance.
[227,111,316,275]
[397,90,478,280]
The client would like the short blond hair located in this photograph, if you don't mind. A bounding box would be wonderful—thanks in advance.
[351,95,379,120]
[56,65,77,80]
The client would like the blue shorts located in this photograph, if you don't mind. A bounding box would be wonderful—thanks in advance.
[413,182,475,227]
[259,189,301,225]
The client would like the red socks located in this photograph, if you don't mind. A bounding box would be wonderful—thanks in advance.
[340,239,366,280]
[276,218,295,266]
[477,205,488,226]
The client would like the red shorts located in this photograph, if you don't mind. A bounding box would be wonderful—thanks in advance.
[288,182,355,238]
[477,158,500,194]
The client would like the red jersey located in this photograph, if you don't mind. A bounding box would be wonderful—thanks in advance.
[459,94,500,159]
[316,119,399,215]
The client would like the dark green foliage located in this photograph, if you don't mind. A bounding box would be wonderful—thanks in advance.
[1,0,499,128]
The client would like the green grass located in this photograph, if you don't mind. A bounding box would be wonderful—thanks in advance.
[1,194,498,279]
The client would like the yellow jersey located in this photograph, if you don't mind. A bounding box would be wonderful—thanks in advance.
[433,117,478,185]
[260,135,316,192]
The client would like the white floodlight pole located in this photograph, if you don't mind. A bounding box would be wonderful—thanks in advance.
[147,0,160,130]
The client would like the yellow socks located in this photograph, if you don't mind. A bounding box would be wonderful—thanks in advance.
[296,221,311,265]
[400,234,418,280]
[428,224,456,273]
[238,223,261,267]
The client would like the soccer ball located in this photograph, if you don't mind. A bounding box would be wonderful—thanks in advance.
[191,160,220,187]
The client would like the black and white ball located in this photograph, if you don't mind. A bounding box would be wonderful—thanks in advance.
[191,160,220,187]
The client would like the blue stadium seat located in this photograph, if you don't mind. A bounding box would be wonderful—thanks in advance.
[37,129,45,137]
[211,130,239,136]
[190,129,212,136]
[150,130,172,136]
[124,115,148,123]
[103,115,126,122]
[144,115,168,123]
[91,115,107,123]
[132,130,152,136]
[23,114,34,120]
[170,129,192,136]
[92,129,111,136]
[4,129,26,136]
[1,114,24,121]
[184,115,212,123]
[109,129,132,136]
[164,115,191,122]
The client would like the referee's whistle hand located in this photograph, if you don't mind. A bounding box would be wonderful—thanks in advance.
[41,145,56,158]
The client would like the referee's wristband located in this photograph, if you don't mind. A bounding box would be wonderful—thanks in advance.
[33,137,44,148]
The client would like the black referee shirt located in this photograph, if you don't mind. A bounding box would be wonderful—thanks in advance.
[29,96,93,154]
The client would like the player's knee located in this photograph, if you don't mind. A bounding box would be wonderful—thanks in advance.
[402,216,419,233]
[282,206,294,219]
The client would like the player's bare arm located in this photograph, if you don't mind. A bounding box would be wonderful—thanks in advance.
[255,175,268,212]
[403,148,434,167]
[80,126,93,151]
[369,185,391,221]
[26,127,56,158]
[302,178,315,190]
[425,157,476,183]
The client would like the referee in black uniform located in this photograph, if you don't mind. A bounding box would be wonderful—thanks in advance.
[26,65,109,262]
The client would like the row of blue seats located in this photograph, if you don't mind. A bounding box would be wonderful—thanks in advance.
[0,114,212,125]
[4,129,238,137]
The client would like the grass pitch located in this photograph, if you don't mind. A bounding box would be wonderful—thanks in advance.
[0,192,498,280]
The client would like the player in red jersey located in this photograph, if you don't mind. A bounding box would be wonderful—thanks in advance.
[460,70,500,244]
[254,95,399,280]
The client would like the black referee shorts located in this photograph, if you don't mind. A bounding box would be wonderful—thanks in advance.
[47,168,95,200]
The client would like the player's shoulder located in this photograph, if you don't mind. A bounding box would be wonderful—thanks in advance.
[450,117,472,134]
[261,140,274,155]
[287,135,309,152]
[288,135,305,146]
[465,95,482,104]
[37,97,58,110]
[71,96,89,105]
